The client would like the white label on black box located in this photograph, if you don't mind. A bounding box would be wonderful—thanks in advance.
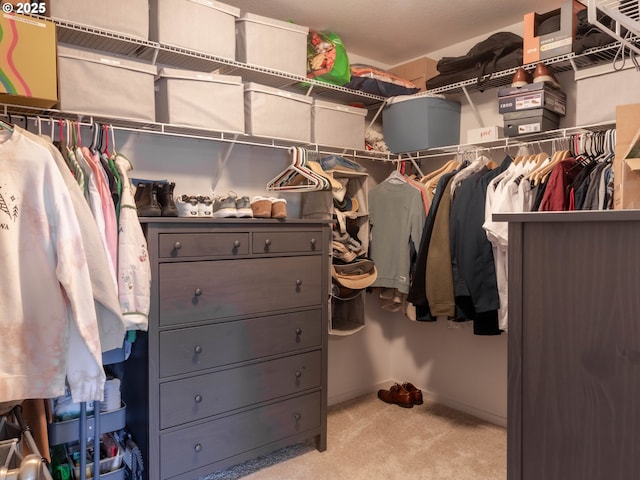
[518,122,542,134]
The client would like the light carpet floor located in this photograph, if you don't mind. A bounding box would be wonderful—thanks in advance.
[201,392,506,480]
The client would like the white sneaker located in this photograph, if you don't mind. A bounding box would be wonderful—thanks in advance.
[176,195,199,217]
[197,195,213,217]
[236,196,253,218]
[213,193,239,218]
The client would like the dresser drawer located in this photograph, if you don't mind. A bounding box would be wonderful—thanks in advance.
[158,232,249,258]
[252,230,323,254]
[159,310,322,377]
[159,350,321,429]
[159,256,322,326]
[160,391,321,479]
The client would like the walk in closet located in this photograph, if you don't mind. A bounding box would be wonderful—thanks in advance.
[2,1,640,479]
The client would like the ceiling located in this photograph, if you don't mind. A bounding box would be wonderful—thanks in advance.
[223,0,568,66]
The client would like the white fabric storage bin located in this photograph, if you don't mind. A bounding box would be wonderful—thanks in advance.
[312,100,367,150]
[244,83,312,143]
[236,13,309,77]
[50,0,149,40]
[155,68,244,133]
[57,44,157,122]
[150,0,240,59]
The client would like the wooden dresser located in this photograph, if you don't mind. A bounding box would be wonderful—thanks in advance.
[498,210,640,480]
[122,219,330,480]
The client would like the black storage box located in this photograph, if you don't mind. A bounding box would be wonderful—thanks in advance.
[498,83,566,116]
[503,108,560,137]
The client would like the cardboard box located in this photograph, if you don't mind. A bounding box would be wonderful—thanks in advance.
[150,0,239,59]
[387,56,438,92]
[50,0,149,40]
[155,68,244,133]
[523,0,585,64]
[614,103,640,209]
[467,126,504,144]
[498,85,566,116]
[312,100,367,150]
[0,13,57,108]
[503,108,559,137]
[236,13,309,77]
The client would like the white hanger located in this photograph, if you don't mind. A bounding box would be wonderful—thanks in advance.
[266,147,328,192]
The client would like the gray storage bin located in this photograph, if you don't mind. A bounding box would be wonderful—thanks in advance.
[382,95,461,153]
[155,68,244,133]
[244,83,312,143]
[150,0,240,59]
[50,0,149,40]
[236,13,309,77]
[312,100,367,150]
[57,44,156,122]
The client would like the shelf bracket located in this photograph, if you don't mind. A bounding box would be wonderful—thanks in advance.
[211,135,238,192]
[462,85,485,128]
[367,99,388,131]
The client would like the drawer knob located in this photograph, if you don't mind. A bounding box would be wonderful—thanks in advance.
[295,328,302,336]
[295,371,302,379]
[310,238,317,246]
[194,345,202,354]
[296,279,302,287]
[194,288,203,297]
[265,239,272,246]
[174,241,182,250]
[194,394,203,404]
[194,443,202,453]
[294,413,301,421]
[233,240,241,248]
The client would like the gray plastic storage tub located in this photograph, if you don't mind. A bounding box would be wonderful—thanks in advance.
[382,95,461,153]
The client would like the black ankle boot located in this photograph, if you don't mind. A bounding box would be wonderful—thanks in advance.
[157,182,178,217]
[134,182,161,217]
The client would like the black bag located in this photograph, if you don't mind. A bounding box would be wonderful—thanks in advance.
[433,32,523,86]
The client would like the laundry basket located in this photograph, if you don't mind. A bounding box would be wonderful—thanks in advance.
[0,405,53,480]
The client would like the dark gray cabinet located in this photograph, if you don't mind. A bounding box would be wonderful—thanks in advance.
[499,210,640,480]
[122,219,330,480]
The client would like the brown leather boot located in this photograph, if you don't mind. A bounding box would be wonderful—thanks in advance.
[156,182,178,217]
[134,182,161,217]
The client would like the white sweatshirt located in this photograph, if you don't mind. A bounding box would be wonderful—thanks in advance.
[0,129,105,403]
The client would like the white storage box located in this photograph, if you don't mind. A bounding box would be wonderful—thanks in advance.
[244,83,312,142]
[150,0,240,59]
[382,95,461,153]
[155,68,244,133]
[236,13,309,77]
[57,44,157,122]
[312,100,367,150]
[50,0,149,40]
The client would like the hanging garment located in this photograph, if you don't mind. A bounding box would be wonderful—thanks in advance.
[369,176,425,294]
[0,128,105,403]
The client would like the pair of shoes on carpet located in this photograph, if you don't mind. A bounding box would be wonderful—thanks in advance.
[377,382,423,408]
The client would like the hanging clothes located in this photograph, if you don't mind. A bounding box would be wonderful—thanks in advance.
[368,173,426,294]
[0,127,108,403]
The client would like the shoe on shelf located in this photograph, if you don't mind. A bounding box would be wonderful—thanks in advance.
[377,383,414,408]
[270,197,287,219]
[213,193,239,218]
[251,196,272,218]
[197,195,213,217]
[176,195,199,217]
[532,62,561,90]
[402,382,424,405]
[134,182,161,217]
[156,182,178,217]
[236,195,254,218]
[511,67,532,88]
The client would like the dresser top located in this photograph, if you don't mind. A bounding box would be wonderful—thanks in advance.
[493,210,640,224]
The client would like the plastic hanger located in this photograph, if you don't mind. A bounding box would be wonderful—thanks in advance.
[266,147,327,192]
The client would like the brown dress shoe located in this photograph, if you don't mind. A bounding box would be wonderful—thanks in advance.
[402,382,424,405]
[511,67,532,88]
[532,62,560,90]
[377,383,413,408]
